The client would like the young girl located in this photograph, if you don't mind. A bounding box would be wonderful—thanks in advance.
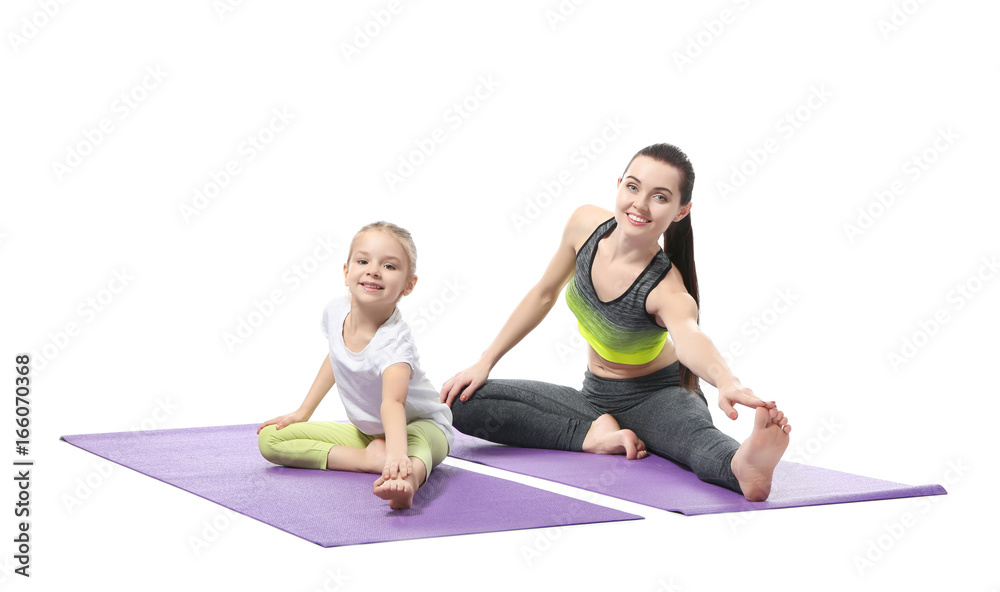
[441,143,790,501]
[258,221,453,510]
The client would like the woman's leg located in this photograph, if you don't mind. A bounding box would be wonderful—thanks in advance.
[257,421,379,472]
[450,378,600,451]
[582,367,743,493]
[619,387,743,493]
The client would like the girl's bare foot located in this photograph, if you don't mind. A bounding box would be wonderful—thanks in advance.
[582,414,648,460]
[372,457,425,510]
[373,476,415,510]
[731,406,791,501]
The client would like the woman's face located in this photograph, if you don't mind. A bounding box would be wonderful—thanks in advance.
[614,155,691,239]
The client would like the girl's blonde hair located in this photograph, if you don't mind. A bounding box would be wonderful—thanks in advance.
[347,221,418,281]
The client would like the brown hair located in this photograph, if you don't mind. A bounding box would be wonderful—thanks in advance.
[622,144,700,394]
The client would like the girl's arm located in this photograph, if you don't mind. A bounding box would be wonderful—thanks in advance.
[440,207,599,406]
[257,354,335,433]
[653,289,774,421]
[380,363,413,479]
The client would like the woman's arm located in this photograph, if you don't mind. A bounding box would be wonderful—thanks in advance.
[380,363,413,479]
[257,354,335,433]
[654,289,773,420]
[440,207,600,405]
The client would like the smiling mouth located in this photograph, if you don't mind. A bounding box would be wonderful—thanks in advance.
[627,212,651,224]
[360,282,384,291]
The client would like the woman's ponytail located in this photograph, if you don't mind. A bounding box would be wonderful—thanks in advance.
[663,213,700,394]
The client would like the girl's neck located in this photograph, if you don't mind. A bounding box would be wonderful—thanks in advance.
[344,299,396,337]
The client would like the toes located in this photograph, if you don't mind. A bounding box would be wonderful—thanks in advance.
[624,440,637,460]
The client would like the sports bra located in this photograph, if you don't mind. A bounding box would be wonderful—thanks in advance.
[564,217,671,364]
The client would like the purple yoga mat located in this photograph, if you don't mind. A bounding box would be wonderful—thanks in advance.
[60,424,640,546]
[448,433,947,515]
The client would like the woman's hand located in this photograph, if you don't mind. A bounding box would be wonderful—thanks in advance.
[382,455,413,481]
[440,359,491,407]
[717,380,774,421]
[257,409,310,434]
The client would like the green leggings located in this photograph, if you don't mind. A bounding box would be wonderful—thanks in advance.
[257,420,449,478]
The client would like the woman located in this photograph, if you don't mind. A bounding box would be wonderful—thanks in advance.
[440,143,790,501]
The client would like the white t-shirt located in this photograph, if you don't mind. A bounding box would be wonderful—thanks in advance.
[320,295,454,447]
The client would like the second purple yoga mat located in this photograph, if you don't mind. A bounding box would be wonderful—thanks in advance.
[448,433,946,515]
[61,424,641,546]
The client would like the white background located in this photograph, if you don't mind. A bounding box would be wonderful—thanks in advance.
[2,1,998,590]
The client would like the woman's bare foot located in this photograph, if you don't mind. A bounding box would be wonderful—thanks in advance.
[373,476,415,510]
[731,406,791,501]
[582,414,648,460]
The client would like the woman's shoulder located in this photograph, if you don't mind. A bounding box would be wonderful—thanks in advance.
[564,204,613,249]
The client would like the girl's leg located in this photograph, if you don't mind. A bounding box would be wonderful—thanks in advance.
[257,421,381,472]
[450,378,599,451]
[373,420,450,510]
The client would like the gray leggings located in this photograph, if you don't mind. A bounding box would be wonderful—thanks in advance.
[451,362,742,493]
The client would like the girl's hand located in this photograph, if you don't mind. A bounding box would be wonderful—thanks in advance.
[256,409,309,434]
[382,455,413,481]
[717,381,774,421]
[440,360,491,406]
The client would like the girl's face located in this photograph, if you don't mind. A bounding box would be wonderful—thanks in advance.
[614,155,691,239]
[343,231,416,305]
